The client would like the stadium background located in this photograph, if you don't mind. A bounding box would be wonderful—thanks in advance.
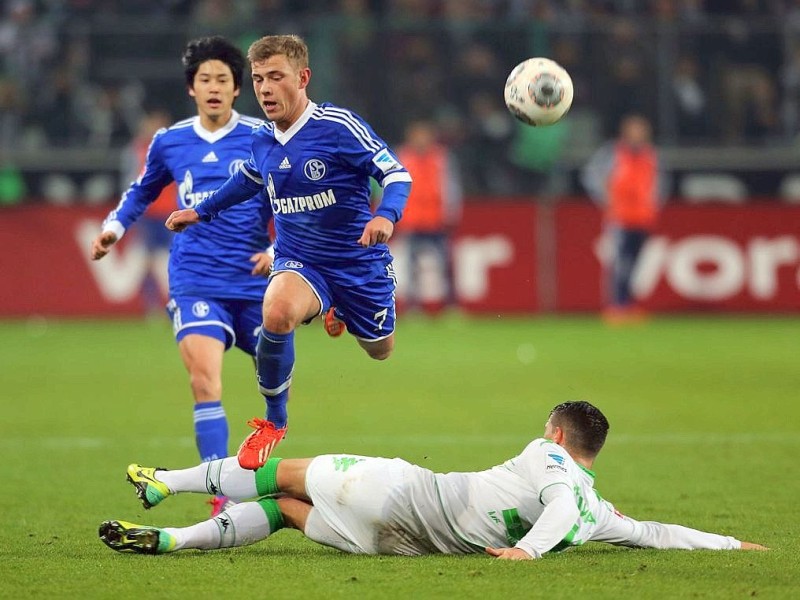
[1,0,799,316]
[1,2,799,598]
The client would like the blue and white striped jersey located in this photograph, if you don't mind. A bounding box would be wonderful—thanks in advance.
[197,101,412,285]
[102,111,272,301]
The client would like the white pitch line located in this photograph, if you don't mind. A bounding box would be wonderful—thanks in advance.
[4,432,800,450]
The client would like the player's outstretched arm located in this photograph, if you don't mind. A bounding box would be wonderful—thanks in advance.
[485,547,535,560]
[91,231,118,260]
[596,518,768,551]
[165,209,200,232]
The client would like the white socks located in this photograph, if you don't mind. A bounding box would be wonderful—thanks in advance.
[165,501,272,551]
[157,457,259,501]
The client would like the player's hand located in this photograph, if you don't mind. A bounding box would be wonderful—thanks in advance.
[740,542,769,551]
[485,547,534,560]
[250,251,274,276]
[90,231,118,260]
[358,216,394,247]
[165,209,200,232]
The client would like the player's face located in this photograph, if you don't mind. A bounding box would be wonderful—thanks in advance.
[250,55,311,131]
[189,60,240,128]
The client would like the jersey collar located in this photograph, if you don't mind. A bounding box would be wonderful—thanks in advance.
[578,463,596,480]
[193,110,241,144]
[273,101,317,145]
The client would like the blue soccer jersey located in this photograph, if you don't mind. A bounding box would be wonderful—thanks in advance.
[195,102,412,285]
[102,111,272,301]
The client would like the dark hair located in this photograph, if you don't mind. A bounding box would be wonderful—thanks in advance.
[549,401,609,457]
[182,36,245,90]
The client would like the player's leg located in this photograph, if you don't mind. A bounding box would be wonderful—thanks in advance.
[238,265,328,470]
[125,457,314,509]
[357,334,394,361]
[168,297,238,513]
[99,497,286,554]
[178,334,227,460]
[258,272,319,427]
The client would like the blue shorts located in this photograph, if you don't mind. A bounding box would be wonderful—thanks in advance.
[166,296,263,355]
[271,257,396,341]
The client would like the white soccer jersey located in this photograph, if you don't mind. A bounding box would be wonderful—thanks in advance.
[304,441,740,557]
[414,438,602,555]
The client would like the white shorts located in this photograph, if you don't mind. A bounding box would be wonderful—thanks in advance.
[303,454,439,556]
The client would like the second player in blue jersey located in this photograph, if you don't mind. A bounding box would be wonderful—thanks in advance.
[93,37,273,512]
[167,34,412,470]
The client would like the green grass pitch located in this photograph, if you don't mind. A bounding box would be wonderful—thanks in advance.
[1,315,798,598]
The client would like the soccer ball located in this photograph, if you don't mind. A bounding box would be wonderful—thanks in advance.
[504,57,574,126]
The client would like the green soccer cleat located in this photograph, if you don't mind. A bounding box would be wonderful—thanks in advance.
[126,464,170,509]
[98,520,176,555]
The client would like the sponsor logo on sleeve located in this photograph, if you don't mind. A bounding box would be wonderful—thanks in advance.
[372,148,403,174]
[546,452,568,473]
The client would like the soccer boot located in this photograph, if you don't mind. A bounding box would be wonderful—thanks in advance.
[208,495,236,517]
[237,418,287,470]
[98,520,176,555]
[126,464,171,509]
[323,307,346,337]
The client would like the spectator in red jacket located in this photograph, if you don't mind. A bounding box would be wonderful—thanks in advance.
[395,120,462,314]
[581,114,668,323]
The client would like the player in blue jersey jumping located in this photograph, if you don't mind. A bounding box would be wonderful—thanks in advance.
[166,35,412,470]
[91,37,272,514]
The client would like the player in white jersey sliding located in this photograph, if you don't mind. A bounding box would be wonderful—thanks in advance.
[99,401,766,557]
[166,35,412,471]
[90,37,272,516]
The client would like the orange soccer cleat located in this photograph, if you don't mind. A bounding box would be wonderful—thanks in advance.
[237,418,287,470]
[323,307,346,337]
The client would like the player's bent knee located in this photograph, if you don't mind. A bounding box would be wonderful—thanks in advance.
[262,304,304,334]
[262,313,292,334]
[276,497,313,531]
[359,337,394,361]
[189,373,222,401]
[367,347,393,361]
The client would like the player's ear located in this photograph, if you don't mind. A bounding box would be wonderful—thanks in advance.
[552,426,565,445]
[188,85,196,98]
[298,67,311,90]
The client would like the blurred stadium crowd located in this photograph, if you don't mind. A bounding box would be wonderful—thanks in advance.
[1,0,800,201]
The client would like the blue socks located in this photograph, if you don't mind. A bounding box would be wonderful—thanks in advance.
[256,328,294,429]
[193,401,228,462]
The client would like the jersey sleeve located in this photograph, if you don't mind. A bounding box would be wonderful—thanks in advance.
[102,129,174,238]
[591,512,741,550]
[333,109,412,223]
[515,483,581,558]
[194,156,264,222]
[509,441,582,557]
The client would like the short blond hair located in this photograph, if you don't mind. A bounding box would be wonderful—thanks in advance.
[247,35,309,69]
